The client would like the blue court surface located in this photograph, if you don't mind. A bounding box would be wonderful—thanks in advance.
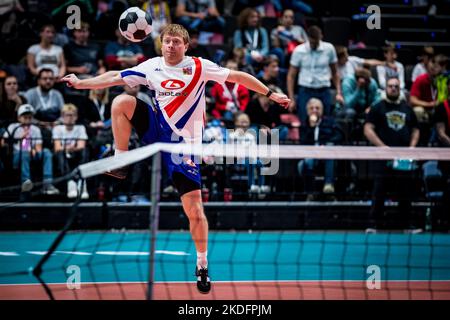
[1,231,450,286]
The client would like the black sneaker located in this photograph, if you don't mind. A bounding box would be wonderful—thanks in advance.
[104,166,128,179]
[195,267,211,294]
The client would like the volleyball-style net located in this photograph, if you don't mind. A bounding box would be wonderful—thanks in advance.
[1,143,450,300]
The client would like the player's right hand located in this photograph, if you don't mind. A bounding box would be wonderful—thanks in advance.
[61,74,80,89]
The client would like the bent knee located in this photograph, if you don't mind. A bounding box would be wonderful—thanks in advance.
[111,94,136,118]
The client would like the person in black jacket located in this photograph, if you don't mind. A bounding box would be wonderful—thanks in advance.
[364,77,420,232]
[298,98,343,200]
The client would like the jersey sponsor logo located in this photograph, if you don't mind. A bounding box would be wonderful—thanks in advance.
[158,91,188,97]
[161,79,185,90]
[386,111,406,131]
[165,57,202,117]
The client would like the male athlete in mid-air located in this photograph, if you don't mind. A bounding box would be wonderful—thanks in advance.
[62,24,290,294]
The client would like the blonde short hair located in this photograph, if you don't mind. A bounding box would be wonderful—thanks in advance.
[61,103,78,115]
[160,24,190,44]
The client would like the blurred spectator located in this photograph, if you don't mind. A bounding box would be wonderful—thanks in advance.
[52,104,89,199]
[84,88,112,135]
[257,56,286,93]
[123,84,153,105]
[410,54,447,124]
[0,75,27,128]
[203,115,226,144]
[298,98,343,200]
[95,0,129,41]
[245,85,288,141]
[104,28,146,70]
[340,67,381,121]
[230,0,265,16]
[201,115,227,199]
[210,60,249,121]
[233,8,269,67]
[434,77,450,148]
[230,47,256,76]
[175,0,225,32]
[27,24,66,80]
[364,77,420,232]
[270,9,307,67]
[186,29,210,59]
[83,88,112,157]
[142,0,171,45]
[376,45,405,91]
[412,46,434,82]
[1,104,59,195]
[272,0,313,15]
[0,0,23,37]
[64,22,106,79]
[24,68,65,126]
[434,78,450,226]
[287,25,343,124]
[335,46,383,80]
[228,112,269,195]
[0,0,23,16]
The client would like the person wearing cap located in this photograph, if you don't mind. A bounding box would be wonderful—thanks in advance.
[1,104,59,196]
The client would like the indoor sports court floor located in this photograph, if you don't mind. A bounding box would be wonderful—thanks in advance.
[0,231,450,300]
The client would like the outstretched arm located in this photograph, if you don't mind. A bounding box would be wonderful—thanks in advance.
[226,70,290,108]
[61,71,125,90]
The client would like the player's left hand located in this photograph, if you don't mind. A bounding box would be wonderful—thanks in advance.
[270,92,291,109]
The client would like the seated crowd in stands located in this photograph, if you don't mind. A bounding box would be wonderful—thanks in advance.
[0,0,449,220]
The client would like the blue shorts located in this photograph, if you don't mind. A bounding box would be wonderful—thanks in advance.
[130,97,201,195]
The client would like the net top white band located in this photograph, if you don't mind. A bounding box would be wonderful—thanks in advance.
[77,143,450,179]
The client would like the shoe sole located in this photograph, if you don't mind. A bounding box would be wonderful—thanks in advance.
[196,268,211,294]
[104,172,127,179]
[197,287,211,294]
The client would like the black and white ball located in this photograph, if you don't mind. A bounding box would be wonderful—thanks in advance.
[118,7,152,42]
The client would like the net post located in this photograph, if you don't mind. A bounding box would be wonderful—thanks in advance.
[147,151,161,300]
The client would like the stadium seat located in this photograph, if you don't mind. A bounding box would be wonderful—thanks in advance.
[261,17,278,36]
[396,47,416,66]
[348,47,381,60]
[404,64,415,89]
[223,15,237,45]
[205,44,231,64]
[369,65,379,86]
[302,16,319,29]
[423,161,445,201]
[358,28,388,47]
[322,17,351,46]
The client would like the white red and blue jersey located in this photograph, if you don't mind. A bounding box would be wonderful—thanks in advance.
[120,56,230,143]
